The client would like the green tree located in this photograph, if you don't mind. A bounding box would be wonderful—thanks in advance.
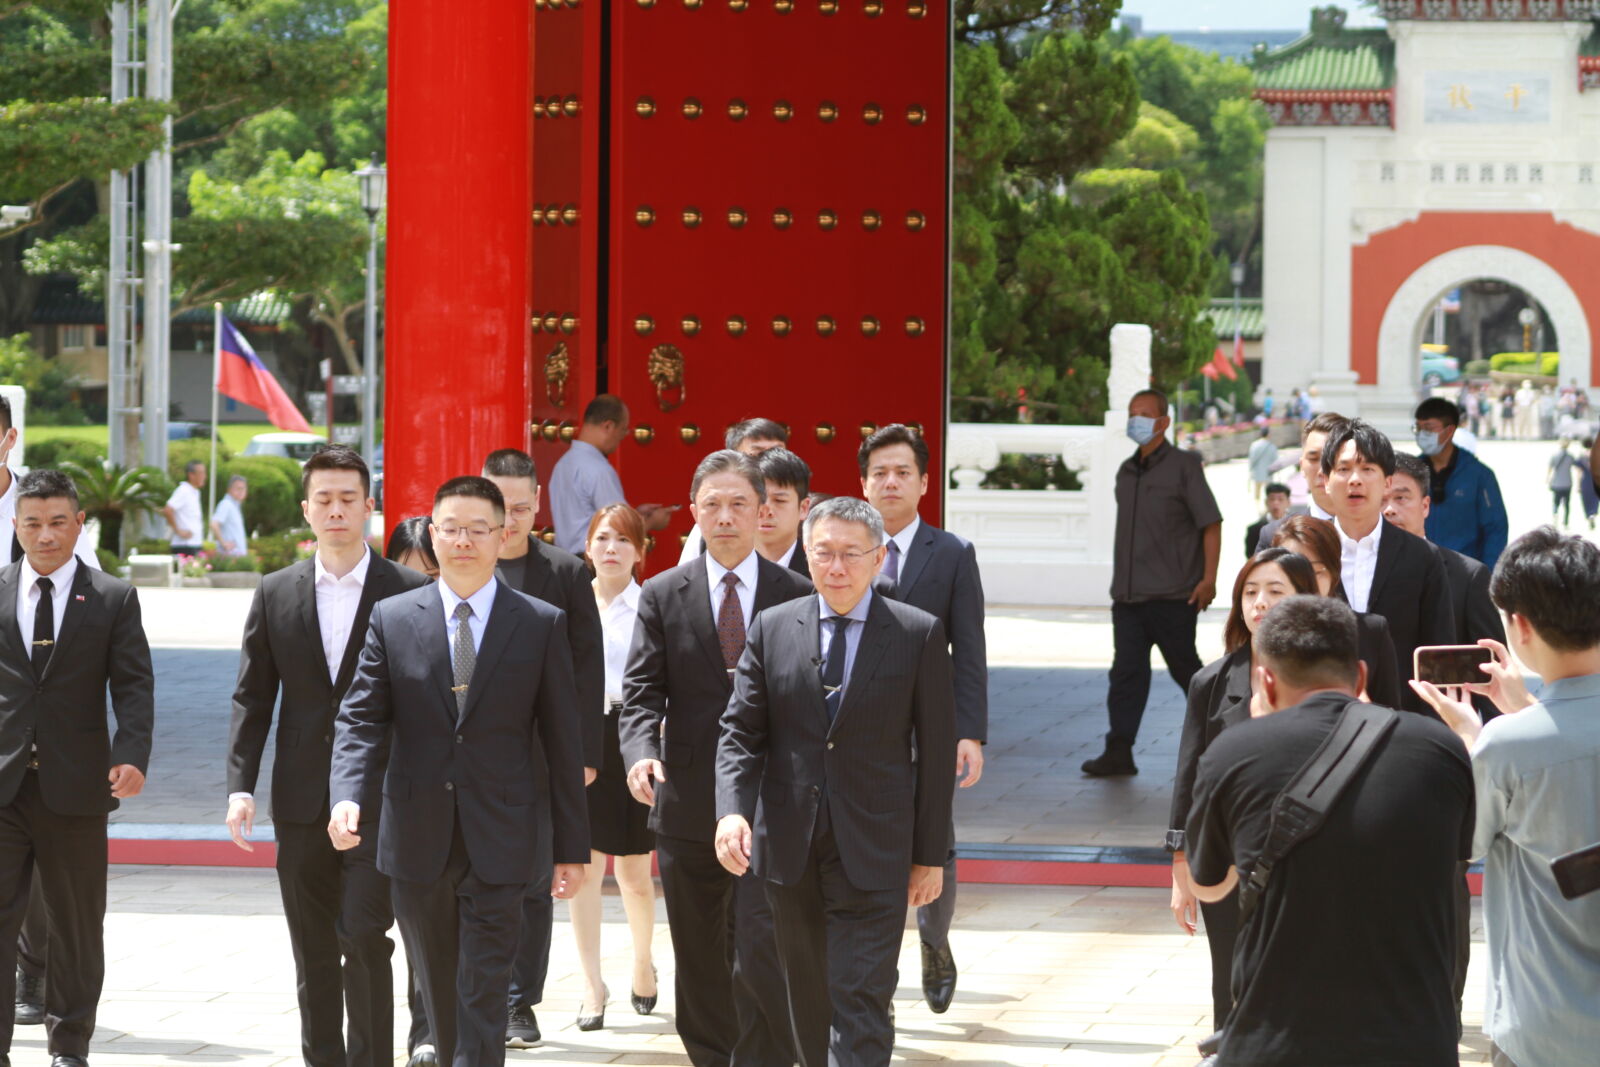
[59,459,171,556]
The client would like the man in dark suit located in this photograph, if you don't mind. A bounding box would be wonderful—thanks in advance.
[754,447,812,577]
[619,450,810,1067]
[480,448,603,1049]
[1321,420,1456,713]
[1245,483,1291,558]
[0,469,154,1067]
[715,496,956,1067]
[226,446,431,1067]
[858,424,986,1014]
[329,476,589,1067]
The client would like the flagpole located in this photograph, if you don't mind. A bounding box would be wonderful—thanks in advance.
[210,303,221,540]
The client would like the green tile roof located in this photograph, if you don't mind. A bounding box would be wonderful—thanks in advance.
[1253,27,1395,92]
[31,279,291,327]
[1205,298,1263,341]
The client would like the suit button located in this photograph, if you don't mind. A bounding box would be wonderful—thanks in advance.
[445,782,454,791]
[826,742,835,750]
[810,786,820,797]
[456,735,464,744]
[323,735,331,744]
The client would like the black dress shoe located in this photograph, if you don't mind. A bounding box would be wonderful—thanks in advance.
[51,1056,89,1067]
[631,966,657,1015]
[505,1004,541,1048]
[406,1044,438,1067]
[920,941,957,1014]
[1081,740,1138,777]
[14,969,43,1026]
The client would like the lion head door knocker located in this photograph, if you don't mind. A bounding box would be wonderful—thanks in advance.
[647,343,686,411]
[544,342,570,408]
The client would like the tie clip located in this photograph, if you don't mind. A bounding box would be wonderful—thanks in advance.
[822,683,842,694]
[32,639,52,647]
[451,684,469,693]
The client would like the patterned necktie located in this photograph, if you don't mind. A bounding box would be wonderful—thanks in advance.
[451,600,475,716]
[31,577,53,678]
[822,615,850,722]
[717,571,745,671]
[882,540,901,584]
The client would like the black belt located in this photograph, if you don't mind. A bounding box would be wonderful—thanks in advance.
[608,700,623,715]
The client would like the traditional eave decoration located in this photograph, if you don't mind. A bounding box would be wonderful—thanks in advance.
[1255,89,1394,127]
[1378,0,1600,19]
[1581,55,1600,89]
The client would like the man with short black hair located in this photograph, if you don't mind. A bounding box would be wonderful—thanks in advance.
[1245,483,1290,558]
[753,447,811,575]
[1412,527,1600,1067]
[1414,396,1507,567]
[1092,389,1221,777]
[1254,411,1348,551]
[479,447,603,1050]
[1321,419,1455,712]
[161,459,207,555]
[0,468,154,1067]
[724,418,788,453]
[548,396,670,554]
[1186,595,1471,1066]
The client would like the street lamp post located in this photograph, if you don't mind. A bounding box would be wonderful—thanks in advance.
[355,154,386,470]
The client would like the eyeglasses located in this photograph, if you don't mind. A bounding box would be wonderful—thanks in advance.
[507,505,535,520]
[432,523,503,542]
[807,547,879,567]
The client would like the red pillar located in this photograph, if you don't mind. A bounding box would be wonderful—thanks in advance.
[385,1,533,529]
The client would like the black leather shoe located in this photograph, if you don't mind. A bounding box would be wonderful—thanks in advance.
[921,941,957,1014]
[14,970,44,1026]
[406,1044,438,1067]
[506,1005,541,1048]
[1081,740,1138,777]
[631,967,657,1015]
[51,1056,88,1067]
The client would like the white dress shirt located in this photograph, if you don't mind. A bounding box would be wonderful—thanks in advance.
[883,514,921,581]
[165,481,204,545]
[0,474,100,570]
[17,555,76,649]
[705,550,759,632]
[818,588,874,697]
[440,576,498,655]
[1336,518,1382,613]
[1309,500,1333,521]
[599,580,642,705]
[315,548,371,684]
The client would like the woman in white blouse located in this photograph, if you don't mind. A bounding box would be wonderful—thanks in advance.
[570,504,657,1031]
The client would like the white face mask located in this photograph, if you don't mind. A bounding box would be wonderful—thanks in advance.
[1415,430,1443,457]
[1127,416,1159,446]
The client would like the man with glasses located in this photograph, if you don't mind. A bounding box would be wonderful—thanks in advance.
[330,476,589,1067]
[1413,397,1508,567]
[619,450,810,1067]
[480,448,603,1050]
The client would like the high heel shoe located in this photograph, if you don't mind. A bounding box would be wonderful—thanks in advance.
[576,983,607,1032]
[631,966,658,1015]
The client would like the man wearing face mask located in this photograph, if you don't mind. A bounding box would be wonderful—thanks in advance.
[1414,398,1507,568]
[1085,389,1222,777]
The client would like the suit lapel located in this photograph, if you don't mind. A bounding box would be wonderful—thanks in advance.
[412,588,456,715]
[1217,647,1254,726]
[0,565,20,663]
[332,557,385,694]
[519,537,556,601]
[894,522,937,597]
[297,561,333,687]
[1369,521,1402,609]
[40,564,95,680]
[829,595,892,736]
[461,582,518,722]
[682,556,728,684]
[752,557,789,617]
[794,600,828,725]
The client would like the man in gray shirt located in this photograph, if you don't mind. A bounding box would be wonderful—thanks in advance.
[547,394,670,554]
[1412,526,1600,1067]
[1085,387,1221,777]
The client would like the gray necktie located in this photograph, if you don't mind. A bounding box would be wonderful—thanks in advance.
[452,600,475,715]
[882,540,901,584]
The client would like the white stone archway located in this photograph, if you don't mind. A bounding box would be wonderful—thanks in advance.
[1377,245,1592,397]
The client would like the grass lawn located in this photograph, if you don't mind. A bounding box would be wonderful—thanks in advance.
[26,423,362,457]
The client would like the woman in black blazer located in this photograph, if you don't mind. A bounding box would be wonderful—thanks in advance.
[1168,547,1318,1030]
[1270,514,1404,709]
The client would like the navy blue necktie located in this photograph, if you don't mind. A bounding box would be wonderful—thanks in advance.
[822,616,850,722]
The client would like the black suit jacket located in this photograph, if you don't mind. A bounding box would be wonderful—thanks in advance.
[716,593,956,892]
[0,562,153,816]
[503,536,605,766]
[618,553,812,842]
[227,554,431,824]
[329,579,588,885]
[883,522,988,743]
[1440,546,1504,647]
[1339,521,1455,712]
[784,542,810,578]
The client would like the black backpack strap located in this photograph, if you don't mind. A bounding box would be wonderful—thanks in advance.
[1236,701,1399,922]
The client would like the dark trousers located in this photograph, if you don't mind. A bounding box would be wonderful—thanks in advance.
[1107,599,1202,744]
[1453,862,1470,1019]
[1553,488,1572,525]
[274,817,395,1067]
[767,804,903,1067]
[391,821,524,1067]
[0,772,106,1057]
[507,804,554,1012]
[1199,893,1239,1029]
[656,832,794,1067]
[16,869,43,980]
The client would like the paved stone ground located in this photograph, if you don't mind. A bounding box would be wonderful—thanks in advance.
[12,866,1489,1066]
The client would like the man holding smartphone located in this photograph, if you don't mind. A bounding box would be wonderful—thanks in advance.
[1412,526,1600,1067]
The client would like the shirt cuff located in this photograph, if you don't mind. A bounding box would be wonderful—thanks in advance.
[227,792,253,802]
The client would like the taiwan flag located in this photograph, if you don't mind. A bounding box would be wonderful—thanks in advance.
[215,314,311,433]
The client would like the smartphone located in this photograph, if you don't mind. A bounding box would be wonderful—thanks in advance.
[1413,645,1493,686]
[1552,843,1600,900]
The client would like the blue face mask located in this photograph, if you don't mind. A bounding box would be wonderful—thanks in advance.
[1127,415,1159,446]
[1415,430,1443,457]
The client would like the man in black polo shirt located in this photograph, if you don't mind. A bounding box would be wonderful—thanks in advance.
[1185,596,1472,1066]
[1085,388,1222,776]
